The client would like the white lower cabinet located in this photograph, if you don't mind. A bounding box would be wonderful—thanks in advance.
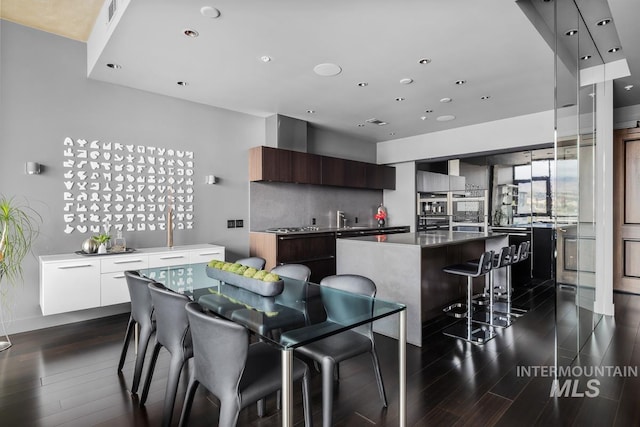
[40,259,101,316]
[101,272,131,306]
[40,244,225,315]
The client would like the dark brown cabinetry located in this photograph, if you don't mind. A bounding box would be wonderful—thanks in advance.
[291,151,321,184]
[249,231,335,283]
[249,146,395,190]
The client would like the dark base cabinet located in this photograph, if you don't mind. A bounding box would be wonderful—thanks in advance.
[277,232,336,284]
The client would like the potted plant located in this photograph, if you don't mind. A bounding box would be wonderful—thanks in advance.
[92,233,111,254]
[0,195,41,351]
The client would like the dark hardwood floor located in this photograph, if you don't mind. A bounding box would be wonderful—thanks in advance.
[2,282,639,426]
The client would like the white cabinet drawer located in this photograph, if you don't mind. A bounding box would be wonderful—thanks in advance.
[101,255,149,273]
[148,251,190,268]
[188,246,225,265]
[40,260,101,316]
[101,272,131,305]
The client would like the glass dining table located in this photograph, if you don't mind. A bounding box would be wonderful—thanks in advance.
[140,262,407,427]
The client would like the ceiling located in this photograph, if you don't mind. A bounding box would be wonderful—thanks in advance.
[3,0,640,143]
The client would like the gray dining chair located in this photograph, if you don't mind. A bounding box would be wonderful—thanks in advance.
[294,274,388,427]
[179,302,312,427]
[271,263,311,282]
[118,270,156,395]
[235,256,266,270]
[139,282,192,427]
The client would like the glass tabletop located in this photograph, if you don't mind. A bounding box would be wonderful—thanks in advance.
[140,262,405,349]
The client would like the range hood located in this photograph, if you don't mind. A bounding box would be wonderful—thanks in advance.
[265,114,308,152]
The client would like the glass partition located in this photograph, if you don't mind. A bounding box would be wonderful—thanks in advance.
[553,0,603,364]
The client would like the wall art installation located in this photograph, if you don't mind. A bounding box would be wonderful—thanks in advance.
[62,137,195,235]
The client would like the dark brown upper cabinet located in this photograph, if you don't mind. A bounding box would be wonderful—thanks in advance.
[291,151,322,185]
[249,146,395,190]
[249,146,292,182]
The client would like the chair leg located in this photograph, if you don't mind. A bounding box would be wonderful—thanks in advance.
[369,349,388,407]
[161,355,187,427]
[218,398,241,427]
[140,342,162,405]
[321,357,336,427]
[302,367,312,427]
[131,325,153,394]
[257,398,266,417]
[178,379,199,427]
[117,317,135,371]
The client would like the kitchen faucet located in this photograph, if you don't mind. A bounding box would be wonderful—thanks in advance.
[337,210,345,228]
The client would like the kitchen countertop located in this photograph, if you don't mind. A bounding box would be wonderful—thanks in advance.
[339,230,507,248]
[251,225,410,235]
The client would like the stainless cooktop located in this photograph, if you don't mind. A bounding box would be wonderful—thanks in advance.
[264,226,320,233]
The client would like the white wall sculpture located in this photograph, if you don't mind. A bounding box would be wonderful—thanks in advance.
[62,137,195,234]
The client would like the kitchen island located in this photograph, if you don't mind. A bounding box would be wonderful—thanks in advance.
[336,230,508,346]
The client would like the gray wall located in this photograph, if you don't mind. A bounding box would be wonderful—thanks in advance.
[0,21,266,333]
[308,126,376,163]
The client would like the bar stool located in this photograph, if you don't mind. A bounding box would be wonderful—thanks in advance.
[472,245,516,328]
[442,251,496,345]
[493,241,529,317]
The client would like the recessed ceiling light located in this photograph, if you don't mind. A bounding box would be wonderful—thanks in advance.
[306,109,315,114]
[106,63,121,69]
[420,116,428,121]
[625,85,634,91]
[424,109,433,113]
[395,97,405,102]
[440,97,452,103]
[596,18,612,26]
[565,29,578,36]
[454,80,466,85]
[481,95,491,100]
[581,55,592,60]
[365,118,388,126]
[389,132,396,136]
[436,115,456,122]
[418,58,431,65]
[313,63,342,77]
[400,78,413,85]
[357,82,368,87]
[177,81,188,86]
[183,29,199,38]
[608,47,621,53]
[200,6,221,18]
[260,55,272,63]
[357,124,365,127]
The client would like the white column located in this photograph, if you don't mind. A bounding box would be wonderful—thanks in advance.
[593,79,615,316]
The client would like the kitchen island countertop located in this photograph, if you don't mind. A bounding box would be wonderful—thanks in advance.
[342,230,507,248]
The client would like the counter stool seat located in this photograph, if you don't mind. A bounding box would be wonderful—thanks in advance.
[442,251,496,345]
[492,241,530,317]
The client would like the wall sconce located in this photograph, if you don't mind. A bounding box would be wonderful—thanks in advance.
[25,162,41,175]
[205,175,217,185]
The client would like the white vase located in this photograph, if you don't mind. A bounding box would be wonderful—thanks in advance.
[98,243,107,254]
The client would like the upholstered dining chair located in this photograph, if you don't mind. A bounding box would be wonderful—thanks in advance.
[118,270,156,395]
[294,274,387,427]
[179,302,312,427]
[235,256,266,270]
[139,282,192,427]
